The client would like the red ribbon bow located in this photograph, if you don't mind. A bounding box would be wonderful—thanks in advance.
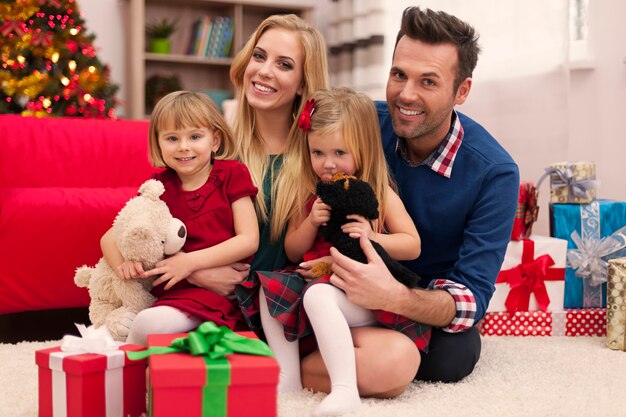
[497,239,561,313]
[298,99,315,132]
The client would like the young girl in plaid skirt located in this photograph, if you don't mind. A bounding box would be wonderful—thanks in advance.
[237,87,430,417]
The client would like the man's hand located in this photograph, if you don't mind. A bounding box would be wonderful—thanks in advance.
[329,233,408,311]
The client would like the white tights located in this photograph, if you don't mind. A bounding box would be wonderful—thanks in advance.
[260,284,375,417]
[125,305,201,346]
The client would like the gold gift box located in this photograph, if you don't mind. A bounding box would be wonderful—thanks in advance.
[549,161,596,204]
[607,258,626,351]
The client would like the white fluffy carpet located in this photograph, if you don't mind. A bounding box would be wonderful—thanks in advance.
[1,336,623,417]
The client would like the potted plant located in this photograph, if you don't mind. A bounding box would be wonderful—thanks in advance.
[145,18,177,54]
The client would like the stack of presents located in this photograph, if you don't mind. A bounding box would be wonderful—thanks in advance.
[480,161,626,351]
[35,322,279,417]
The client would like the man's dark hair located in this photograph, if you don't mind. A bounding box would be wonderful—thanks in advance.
[395,7,481,92]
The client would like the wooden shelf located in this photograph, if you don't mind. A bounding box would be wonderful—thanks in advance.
[125,0,314,119]
[144,52,233,66]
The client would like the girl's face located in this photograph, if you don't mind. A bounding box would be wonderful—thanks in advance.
[243,28,304,115]
[158,123,220,186]
[308,129,356,182]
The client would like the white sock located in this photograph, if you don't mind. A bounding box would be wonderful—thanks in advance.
[125,305,200,346]
[259,288,303,393]
[303,285,363,417]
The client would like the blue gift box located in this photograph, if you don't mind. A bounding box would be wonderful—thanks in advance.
[550,200,626,308]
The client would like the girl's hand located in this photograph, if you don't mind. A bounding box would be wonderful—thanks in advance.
[143,252,192,290]
[342,214,375,240]
[296,255,333,282]
[308,197,331,227]
[116,260,144,280]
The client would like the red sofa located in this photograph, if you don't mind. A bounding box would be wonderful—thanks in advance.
[0,115,156,314]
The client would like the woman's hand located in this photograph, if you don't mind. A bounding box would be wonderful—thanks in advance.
[185,263,250,298]
[296,255,333,282]
[342,214,375,240]
[308,197,331,227]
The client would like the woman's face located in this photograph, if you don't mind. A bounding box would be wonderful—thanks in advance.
[243,28,305,116]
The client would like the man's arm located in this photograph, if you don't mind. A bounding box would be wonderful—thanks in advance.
[330,233,456,328]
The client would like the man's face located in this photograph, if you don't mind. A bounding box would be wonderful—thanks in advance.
[386,36,469,142]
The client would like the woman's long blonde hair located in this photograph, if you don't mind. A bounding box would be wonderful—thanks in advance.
[228,14,329,223]
[148,91,235,168]
[271,87,393,241]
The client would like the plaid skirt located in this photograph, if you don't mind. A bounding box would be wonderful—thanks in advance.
[236,269,431,352]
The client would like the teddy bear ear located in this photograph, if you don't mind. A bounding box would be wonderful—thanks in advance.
[138,179,165,200]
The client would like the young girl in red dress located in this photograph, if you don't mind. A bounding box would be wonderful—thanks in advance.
[101,91,259,345]
[249,87,430,417]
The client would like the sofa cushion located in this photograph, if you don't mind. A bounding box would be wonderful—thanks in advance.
[0,186,141,313]
[0,115,154,188]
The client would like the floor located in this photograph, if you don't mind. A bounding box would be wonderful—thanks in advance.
[0,307,90,343]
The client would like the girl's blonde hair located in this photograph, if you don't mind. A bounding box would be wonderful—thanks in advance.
[228,14,329,223]
[148,91,235,168]
[271,87,392,241]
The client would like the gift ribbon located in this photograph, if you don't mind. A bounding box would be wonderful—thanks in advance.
[536,164,598,201]
[127,321,273,361]
[129,322,273,417]
[50,324,126,417]
[497,240,562,313]
[513,183,539,239]
[567,225,626,287]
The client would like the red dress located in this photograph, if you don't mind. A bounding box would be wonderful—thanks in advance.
[151,160,257,331]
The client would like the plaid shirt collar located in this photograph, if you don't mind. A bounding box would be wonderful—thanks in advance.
[397,110,464,178]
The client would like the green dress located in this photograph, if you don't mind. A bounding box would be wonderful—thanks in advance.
[249,154,288,272]
[235,154,288,333]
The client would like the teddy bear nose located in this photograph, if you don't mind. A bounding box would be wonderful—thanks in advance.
[178,225,187,238]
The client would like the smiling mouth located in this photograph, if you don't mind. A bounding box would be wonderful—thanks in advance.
[177,156,195,162]
[253,82,276,93]
[398,107,425,116]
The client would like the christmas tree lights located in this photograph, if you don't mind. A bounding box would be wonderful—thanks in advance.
[0,0,119,118]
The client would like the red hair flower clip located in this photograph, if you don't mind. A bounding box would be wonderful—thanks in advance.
[298,99,316,132]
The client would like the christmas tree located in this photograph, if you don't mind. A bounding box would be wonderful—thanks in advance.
[0,0,118,118]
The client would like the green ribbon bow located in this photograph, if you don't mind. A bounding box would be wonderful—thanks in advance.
[128,322,274,417]
[126,321,273,361]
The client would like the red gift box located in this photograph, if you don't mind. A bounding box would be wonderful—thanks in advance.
[36,343,146,417]
[480,309,606,336]
[511,182,539,241]
[488,236,567,313]
[148,331,279,417]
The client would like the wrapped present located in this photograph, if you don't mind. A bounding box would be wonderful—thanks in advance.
[488,235,567,313]
[128,321,278,417]
[511,182,539,240]
[35,324,147,417]
[537,161,598,204]
[480,309,606,336]
[551,200,626,308]
[607,258,626,351]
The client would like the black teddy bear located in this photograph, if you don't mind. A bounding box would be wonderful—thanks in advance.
[310,173,421,289]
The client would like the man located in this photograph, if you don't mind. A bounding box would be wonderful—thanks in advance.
[302,6,519,394]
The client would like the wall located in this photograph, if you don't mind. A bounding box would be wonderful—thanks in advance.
[80,0,127,116]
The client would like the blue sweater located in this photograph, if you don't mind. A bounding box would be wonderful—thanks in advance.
[377,101,519,322]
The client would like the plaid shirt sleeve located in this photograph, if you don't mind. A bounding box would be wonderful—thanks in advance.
[428,279,476,333]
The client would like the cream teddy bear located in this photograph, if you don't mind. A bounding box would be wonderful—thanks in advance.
[75,179,186,341]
